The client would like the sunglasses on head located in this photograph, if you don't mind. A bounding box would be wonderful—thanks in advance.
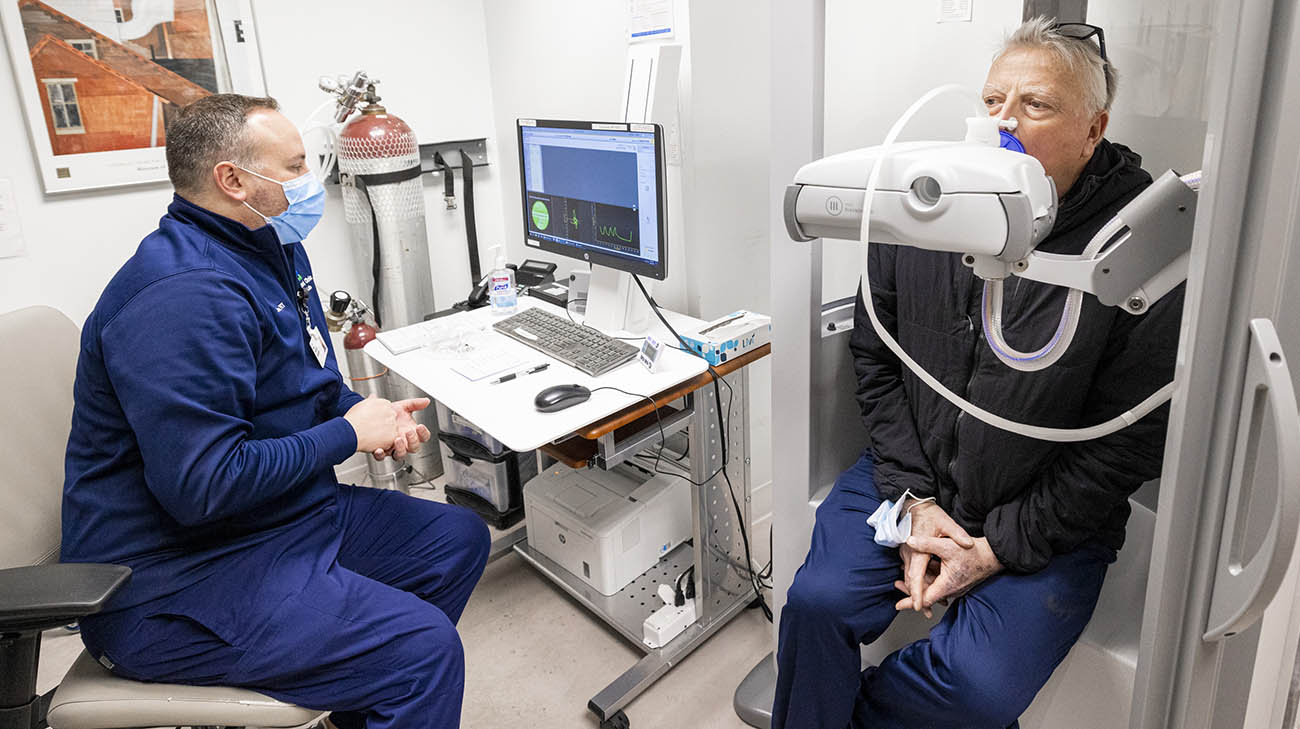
[1052,22,1108,64]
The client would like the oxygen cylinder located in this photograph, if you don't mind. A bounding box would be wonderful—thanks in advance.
[336,86,442,482]
[337,101,434,328]
[343,319,407,494]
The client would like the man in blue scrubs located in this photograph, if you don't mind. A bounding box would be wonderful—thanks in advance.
[62,94,489,729]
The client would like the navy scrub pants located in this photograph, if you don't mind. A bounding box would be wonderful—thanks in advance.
[83,485,490,729]
[772,453,1115,729]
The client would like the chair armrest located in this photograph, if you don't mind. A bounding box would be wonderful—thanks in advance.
[0,563,131,633]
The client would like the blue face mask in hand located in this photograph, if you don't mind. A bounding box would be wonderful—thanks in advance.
[236,165,326,244]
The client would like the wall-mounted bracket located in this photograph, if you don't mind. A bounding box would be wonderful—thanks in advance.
[324,137,489,184]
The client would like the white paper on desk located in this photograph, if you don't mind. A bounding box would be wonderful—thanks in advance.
[375,328,424,354]
[449,345,533,381]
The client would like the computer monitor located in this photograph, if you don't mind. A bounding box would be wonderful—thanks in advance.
[517,119,668,280]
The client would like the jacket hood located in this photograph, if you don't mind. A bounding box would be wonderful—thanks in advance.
[1050,140,1151,237]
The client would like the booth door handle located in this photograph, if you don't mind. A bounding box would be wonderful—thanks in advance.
[1205,318,1300,641]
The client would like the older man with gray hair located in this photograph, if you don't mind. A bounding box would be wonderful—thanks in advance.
[773,17,1183,729]
[61,94,489,729]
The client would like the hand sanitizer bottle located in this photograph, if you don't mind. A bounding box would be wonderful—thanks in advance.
[488,246,517,315]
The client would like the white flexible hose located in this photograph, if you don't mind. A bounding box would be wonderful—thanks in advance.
[301,122,340,182]
[980,193,1127,371]
[304,98,337,125]
[858,84,1176,442]
[980,280,1081,371]
[301,99,344,182]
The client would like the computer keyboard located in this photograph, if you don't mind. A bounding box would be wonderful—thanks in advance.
[492,307,639,377]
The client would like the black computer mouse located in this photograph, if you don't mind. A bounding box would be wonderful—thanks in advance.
[534,384,592,412]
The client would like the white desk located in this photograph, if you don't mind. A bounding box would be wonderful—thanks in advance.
[364,297,708,453]
[368,294,764,729]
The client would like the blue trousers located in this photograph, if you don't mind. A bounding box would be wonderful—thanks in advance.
[82,485,490,729]
[773,454,1114,729]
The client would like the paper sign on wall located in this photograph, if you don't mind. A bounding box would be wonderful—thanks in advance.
[939,0,973,23]
[630,0,674,41]
[0,179,26,259]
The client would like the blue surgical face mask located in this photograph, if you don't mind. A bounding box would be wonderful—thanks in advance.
[236,165,326,244]
[866,490,935,548]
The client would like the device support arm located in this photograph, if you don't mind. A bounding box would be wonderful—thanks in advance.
[1017,170,1199,314]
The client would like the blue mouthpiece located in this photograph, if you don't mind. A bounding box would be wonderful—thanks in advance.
[999,130,1025,153]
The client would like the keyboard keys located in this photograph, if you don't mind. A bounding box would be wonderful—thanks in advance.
[492,308,638,377]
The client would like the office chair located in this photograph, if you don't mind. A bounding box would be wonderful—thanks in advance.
[0,305,325,729]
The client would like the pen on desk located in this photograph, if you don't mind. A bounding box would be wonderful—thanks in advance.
[490,363,550,385]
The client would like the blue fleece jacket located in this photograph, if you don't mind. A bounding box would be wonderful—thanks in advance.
[61,195,364,612]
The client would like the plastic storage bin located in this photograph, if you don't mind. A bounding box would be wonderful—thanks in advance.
[436,403,535,529]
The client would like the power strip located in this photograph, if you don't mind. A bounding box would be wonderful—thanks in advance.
[643,585,697,648]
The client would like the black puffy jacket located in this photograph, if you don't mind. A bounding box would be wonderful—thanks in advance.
[850,139,1184,573]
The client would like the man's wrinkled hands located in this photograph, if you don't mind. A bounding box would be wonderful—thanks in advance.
[894,535,1003,614]
[905,498,974,547]
[893,500,974,617]
[374,397,432,461]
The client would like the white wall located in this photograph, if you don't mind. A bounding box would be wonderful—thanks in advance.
[680,1,772,318]
[0,0,503,324]
[480,0,631,281]
[821,0,1024,302]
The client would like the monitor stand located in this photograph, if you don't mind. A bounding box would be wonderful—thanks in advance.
[583,264,653,334]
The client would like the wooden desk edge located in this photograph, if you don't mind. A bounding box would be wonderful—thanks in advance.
[572,343,771,441]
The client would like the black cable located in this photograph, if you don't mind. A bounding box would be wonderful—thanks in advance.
[589,299,766,616]
[757,524,773,586]
[589,385,727,488]
[674,564,695,606]
[630,274,771,621]
[630,448,766,587]
[563,297,585,326]
[352,175,383,328]
[563,297,647,342]
[458,148,481,284]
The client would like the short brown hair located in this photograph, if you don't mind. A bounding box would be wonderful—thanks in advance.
[165,93,280,194]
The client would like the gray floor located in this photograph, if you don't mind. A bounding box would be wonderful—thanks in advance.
[37,476,774,729]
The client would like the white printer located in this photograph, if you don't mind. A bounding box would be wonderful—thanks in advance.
[524,463,691,596]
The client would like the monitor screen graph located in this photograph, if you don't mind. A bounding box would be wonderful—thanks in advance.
[517,120,667,279]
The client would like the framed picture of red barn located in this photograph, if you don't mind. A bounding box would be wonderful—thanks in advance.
[2,0,267,192]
